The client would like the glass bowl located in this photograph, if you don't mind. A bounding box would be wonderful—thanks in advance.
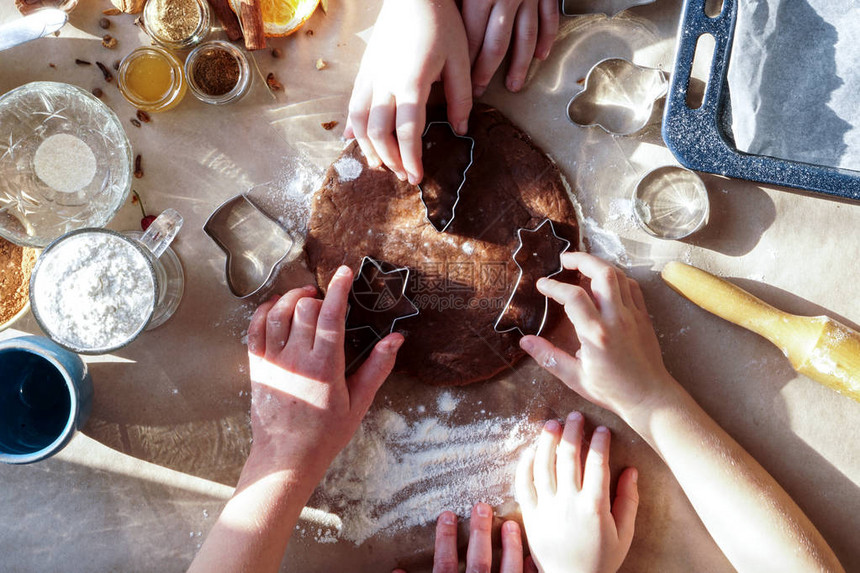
[0,81,133,248]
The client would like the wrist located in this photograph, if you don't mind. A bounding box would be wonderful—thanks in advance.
[616,373,690,437]
[239,441,328,497]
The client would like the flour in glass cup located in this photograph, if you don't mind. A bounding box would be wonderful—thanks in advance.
[32,232,156,352]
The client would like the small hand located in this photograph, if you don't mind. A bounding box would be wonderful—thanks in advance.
[393,503,531,573]
[519,252,677,422]
[461,0,559,97]
[516,412,639,573]
[246,265,403,481]
[345,0,472,185]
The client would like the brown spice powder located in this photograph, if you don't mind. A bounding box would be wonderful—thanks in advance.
[148,0,200,43]
[193,48,240,96]
[0,237,37,325]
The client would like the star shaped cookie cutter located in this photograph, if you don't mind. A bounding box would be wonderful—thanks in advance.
[345,256,420,338]
[417,121,475,233]
[494,219,571,337]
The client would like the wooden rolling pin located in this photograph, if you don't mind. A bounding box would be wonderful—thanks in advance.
[661,261,860,402]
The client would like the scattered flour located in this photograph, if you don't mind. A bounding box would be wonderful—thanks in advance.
[436,391,460,414]
[334,156,363,182]
[310,406,536,545]
[583,217,629,267]
[32,232,155,351]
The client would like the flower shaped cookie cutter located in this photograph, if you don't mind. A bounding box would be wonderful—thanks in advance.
[417,121,475,233]
[567,57,669,136]
[494,219,571,337]
[345,256,420,338]
[562,0,656,17]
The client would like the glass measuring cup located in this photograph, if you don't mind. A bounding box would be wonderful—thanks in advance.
[29,209,184,355]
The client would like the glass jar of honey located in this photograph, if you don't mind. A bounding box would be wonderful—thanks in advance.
[117,46,187,113]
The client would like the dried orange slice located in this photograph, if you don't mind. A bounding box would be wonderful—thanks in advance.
[228,0,320,37]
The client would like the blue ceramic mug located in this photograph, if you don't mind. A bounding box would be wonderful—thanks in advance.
[0,335,93,464]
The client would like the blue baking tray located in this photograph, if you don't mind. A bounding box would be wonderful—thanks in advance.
[662,0,860,201]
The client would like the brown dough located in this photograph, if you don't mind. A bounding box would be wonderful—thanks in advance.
[305,105,580,386]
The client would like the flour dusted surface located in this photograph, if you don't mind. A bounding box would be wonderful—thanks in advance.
[33,233,155,351]
[310,404,537,545]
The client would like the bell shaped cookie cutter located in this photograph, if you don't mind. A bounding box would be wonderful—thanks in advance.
[203,193,294,298]
[345,256,420,338]
[417,121,475,233]
[567,58,669,136]
[494,219,571,337]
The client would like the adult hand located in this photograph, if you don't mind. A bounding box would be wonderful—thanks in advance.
[246,265,404,482]
[345,0,472,185]
[519,252,678,424]
[516,412,638,573]
[393,503,531,573]
[461,0,559,97]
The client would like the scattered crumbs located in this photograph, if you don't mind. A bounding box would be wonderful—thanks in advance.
[48,63,56,69]
[321,120,338,131]
[334,156,362,182]
[266,72,284,91]
[315,58,328,70]
[202,509,209,518]
[576,77,586,84]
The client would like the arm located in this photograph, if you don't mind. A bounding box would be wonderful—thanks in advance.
[189,267,403,573]
[519,252,844,573]
[345,0,472,185]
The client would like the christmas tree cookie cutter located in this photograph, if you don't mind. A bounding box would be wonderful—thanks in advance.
[417,121,475,233]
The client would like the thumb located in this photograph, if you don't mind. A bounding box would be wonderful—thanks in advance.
[347,333,404,414]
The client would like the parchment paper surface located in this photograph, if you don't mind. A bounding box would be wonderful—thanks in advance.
[0,1,858,572]
[728,0,860,170]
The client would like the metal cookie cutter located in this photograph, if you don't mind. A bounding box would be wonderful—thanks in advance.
[345,256,420,338]
[494,219,571,337]
[562,0,655,17]
[418,121,475,233]
[203,193,294,298]
[567,58,669,136]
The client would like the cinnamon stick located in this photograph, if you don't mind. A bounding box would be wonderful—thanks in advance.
[206,0,242,41]
[238,0,266,51]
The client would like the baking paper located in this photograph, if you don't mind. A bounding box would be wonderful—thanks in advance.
[728,0,860,171]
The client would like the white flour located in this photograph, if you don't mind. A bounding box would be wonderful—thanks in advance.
[32,233,155,351]
[333,156,362,182]
[33,133,97,193]
[310,405,536,545]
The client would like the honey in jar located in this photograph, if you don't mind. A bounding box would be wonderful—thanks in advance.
[118,46,186,112]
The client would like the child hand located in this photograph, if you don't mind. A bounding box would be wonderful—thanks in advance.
[246,266,403,483]
[519,252,679,425]
[460,0,559,96]
[393,503,528,573]
[345,0,472,185]
[516,412,638,573]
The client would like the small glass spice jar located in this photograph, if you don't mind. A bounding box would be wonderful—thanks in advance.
[142,0,211,51]
[185,40,251,105]
[117,46,187,113]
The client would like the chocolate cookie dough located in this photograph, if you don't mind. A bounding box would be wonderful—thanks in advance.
[305,105,580,386]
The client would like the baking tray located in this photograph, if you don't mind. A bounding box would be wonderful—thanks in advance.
[662,0,860,201]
